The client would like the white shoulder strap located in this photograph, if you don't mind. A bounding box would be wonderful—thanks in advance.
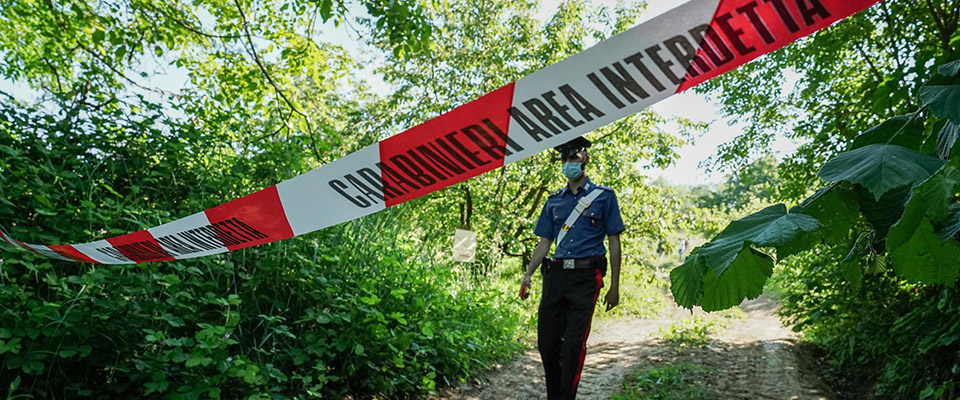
[556,188,604,245]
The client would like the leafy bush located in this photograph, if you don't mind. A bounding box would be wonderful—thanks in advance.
[770,245,960,399]
[0,99,524,399]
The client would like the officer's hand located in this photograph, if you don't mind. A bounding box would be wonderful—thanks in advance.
[603,286,619,311]
[520,275,532,300]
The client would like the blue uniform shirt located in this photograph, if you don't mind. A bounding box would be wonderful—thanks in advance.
[533,177,625,259]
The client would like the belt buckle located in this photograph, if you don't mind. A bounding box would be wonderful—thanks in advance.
[563,259,575,269]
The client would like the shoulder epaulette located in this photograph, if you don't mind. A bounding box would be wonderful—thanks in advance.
[596,185,614,192]
[548,188,564,197]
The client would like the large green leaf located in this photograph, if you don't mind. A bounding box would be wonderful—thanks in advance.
[939,59,960,77]
[670,205,816,310]
[819,144,944,200]
[794,185,859,245]
[890,218,960,285]
[698,247,774,312]
[920,84,960,124]
[670,252,707,309]
[916,164,960,223]
[774,229,820,260]
[850,115,925,151]
[888,161,960,248]
[936,204,960,241]
[937,121,960,159]
[698,204,818,273]
[857,184,911,241]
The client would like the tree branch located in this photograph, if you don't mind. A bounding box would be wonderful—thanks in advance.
[154,1,242,40]
[854,41,884,83]
[233,0,324,162]
[76,42,185,98]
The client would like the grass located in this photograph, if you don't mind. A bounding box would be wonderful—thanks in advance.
[611,362,713,400]
[655,308,746,349]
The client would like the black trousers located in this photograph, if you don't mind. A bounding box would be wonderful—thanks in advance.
[537,267,604,400]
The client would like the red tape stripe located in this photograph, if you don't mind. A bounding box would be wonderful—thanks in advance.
[204,185,294,251]
[380,83,515,207]
[48,245,99,263]
[106,230,175,263]
[677,0,881,92]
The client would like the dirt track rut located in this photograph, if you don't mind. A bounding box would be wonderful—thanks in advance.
[433,297,831,400]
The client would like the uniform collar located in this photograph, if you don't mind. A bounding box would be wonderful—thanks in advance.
[562,176,593,195]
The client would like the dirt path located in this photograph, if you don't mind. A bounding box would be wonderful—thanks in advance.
[432,296,831,400]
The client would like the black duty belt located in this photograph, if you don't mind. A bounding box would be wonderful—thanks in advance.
[542,256,606,271]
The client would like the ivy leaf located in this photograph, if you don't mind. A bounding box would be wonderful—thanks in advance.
[890,218,960,285]
[850,115,925,151]
[670,252,707,309]
[698,246,773,312]
[937,121,960,159]
[920,84,960,124]
[819,144,944,200]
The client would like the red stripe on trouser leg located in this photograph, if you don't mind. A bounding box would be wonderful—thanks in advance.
[47,245,99,263]
[676,0,882,92]
[571,269,604,395]
[379,83,515,207]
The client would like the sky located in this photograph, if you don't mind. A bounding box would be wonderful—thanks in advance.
[0,0,802,186]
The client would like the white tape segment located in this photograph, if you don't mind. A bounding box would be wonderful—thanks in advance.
[1,0,882,264]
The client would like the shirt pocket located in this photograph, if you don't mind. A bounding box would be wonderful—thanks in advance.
[583,208,604,232]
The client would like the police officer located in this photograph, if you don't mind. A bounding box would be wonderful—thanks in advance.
[520,136,624,400]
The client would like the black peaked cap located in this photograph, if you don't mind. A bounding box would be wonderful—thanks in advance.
[553,137,592,159]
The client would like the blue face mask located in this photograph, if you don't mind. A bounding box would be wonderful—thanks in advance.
[562,161,583,181]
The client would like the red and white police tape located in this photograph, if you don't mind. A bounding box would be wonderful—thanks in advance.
[0,0,882,264]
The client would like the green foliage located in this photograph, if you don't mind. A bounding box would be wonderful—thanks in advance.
[672,58,960,313]
[682,3,960,397]
[671,205,816,310]
[611,362,711,400]
[596,261,668,321]
[368,0,690,279]
[693,155,784,215]
[0,97,524,398]
[699,0,960,199]
[849,115,927,151]
[769,246,960,399]
[819,143,944,201]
